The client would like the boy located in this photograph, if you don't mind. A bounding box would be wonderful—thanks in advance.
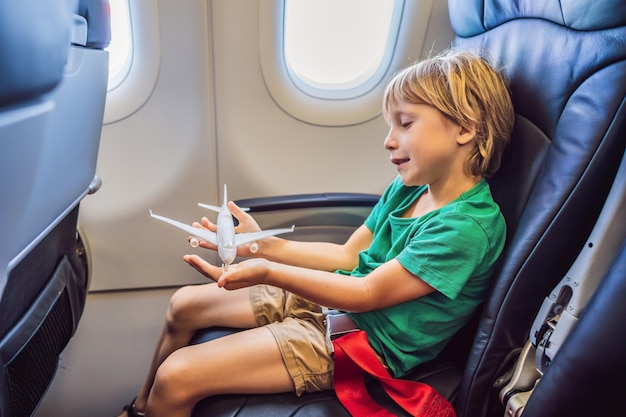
[118,49,514,417]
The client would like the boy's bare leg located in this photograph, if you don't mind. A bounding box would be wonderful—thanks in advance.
[145,325,294,417]
[118,283,259,416]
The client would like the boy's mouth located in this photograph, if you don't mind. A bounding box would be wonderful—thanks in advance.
[391,158,410,166]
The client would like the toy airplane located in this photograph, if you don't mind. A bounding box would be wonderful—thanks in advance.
[150,184,294,270]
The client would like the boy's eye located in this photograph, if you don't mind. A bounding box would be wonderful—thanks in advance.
[401,121,413,129]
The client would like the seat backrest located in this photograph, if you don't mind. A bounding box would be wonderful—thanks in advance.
[22,0,111,247]
[0,0,75,296]
[0,1,110,415]
[448,1,626,416]
[0,0,110,307]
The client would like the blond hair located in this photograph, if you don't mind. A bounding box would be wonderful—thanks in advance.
[383,49,514,178]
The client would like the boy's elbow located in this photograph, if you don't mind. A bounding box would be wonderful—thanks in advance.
[336,246,362,272]
[346,284,380,313]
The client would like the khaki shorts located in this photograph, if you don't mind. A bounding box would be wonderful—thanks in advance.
[250,285,334,395]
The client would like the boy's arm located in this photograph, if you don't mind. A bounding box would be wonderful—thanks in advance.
[257,224,373,272]
[183,255,435,312]
[197,201,373,272]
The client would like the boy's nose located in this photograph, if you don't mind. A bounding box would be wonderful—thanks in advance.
[384,130,397,150]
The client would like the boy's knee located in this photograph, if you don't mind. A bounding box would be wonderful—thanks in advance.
[150,351,209,409]
[152,352,205,407]
[166,285,196,327]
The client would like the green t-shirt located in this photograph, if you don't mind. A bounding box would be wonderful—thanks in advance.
[341,177,506,378]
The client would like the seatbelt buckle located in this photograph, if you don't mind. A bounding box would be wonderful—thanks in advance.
[323,308,360,353]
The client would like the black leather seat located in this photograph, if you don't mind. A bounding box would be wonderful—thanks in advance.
[0,1,110,416]
[192,0,626,416]
[451,1,626,416]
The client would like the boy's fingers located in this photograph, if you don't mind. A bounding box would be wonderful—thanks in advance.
[183,254,221,281]
[201,217,217,231]
[228,201,244,217]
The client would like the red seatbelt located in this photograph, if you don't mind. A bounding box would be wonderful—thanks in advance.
[333,330,457,417]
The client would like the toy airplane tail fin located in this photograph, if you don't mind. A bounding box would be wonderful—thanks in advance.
[197,184,227,212]
[198,203,221,212]
[223,184,251,210]
[198,184,250,213]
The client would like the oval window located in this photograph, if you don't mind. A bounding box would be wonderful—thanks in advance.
[284,0,396,95]
[260,0,432,126]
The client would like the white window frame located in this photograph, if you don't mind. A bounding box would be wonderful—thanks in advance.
[259,0,434,126]
[103,0,161,124]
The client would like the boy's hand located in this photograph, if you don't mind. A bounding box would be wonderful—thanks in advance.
[183,255,270,290]
[191,201,264,256]
[229,201,262,234]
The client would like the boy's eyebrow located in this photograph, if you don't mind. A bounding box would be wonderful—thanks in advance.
[385,101,430,121]
[391,110,416,120]
[388,101,429,116]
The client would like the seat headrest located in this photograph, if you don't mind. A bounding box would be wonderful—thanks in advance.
[77,0,111,49]
[450,0,626,140]
[450,0,626,37]
[0,0,75,107]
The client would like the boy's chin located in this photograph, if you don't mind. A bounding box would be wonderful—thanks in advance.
[399,177,426,187]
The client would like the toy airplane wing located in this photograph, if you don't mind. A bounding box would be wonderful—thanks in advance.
[150,210,218,246]
[234,226,295,246]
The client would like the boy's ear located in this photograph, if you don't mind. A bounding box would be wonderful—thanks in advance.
[456,122,477,146]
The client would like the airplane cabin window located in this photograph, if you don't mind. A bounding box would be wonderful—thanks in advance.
[260,0,430,127]
[106,0,132,91]
[284,0,396,95]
